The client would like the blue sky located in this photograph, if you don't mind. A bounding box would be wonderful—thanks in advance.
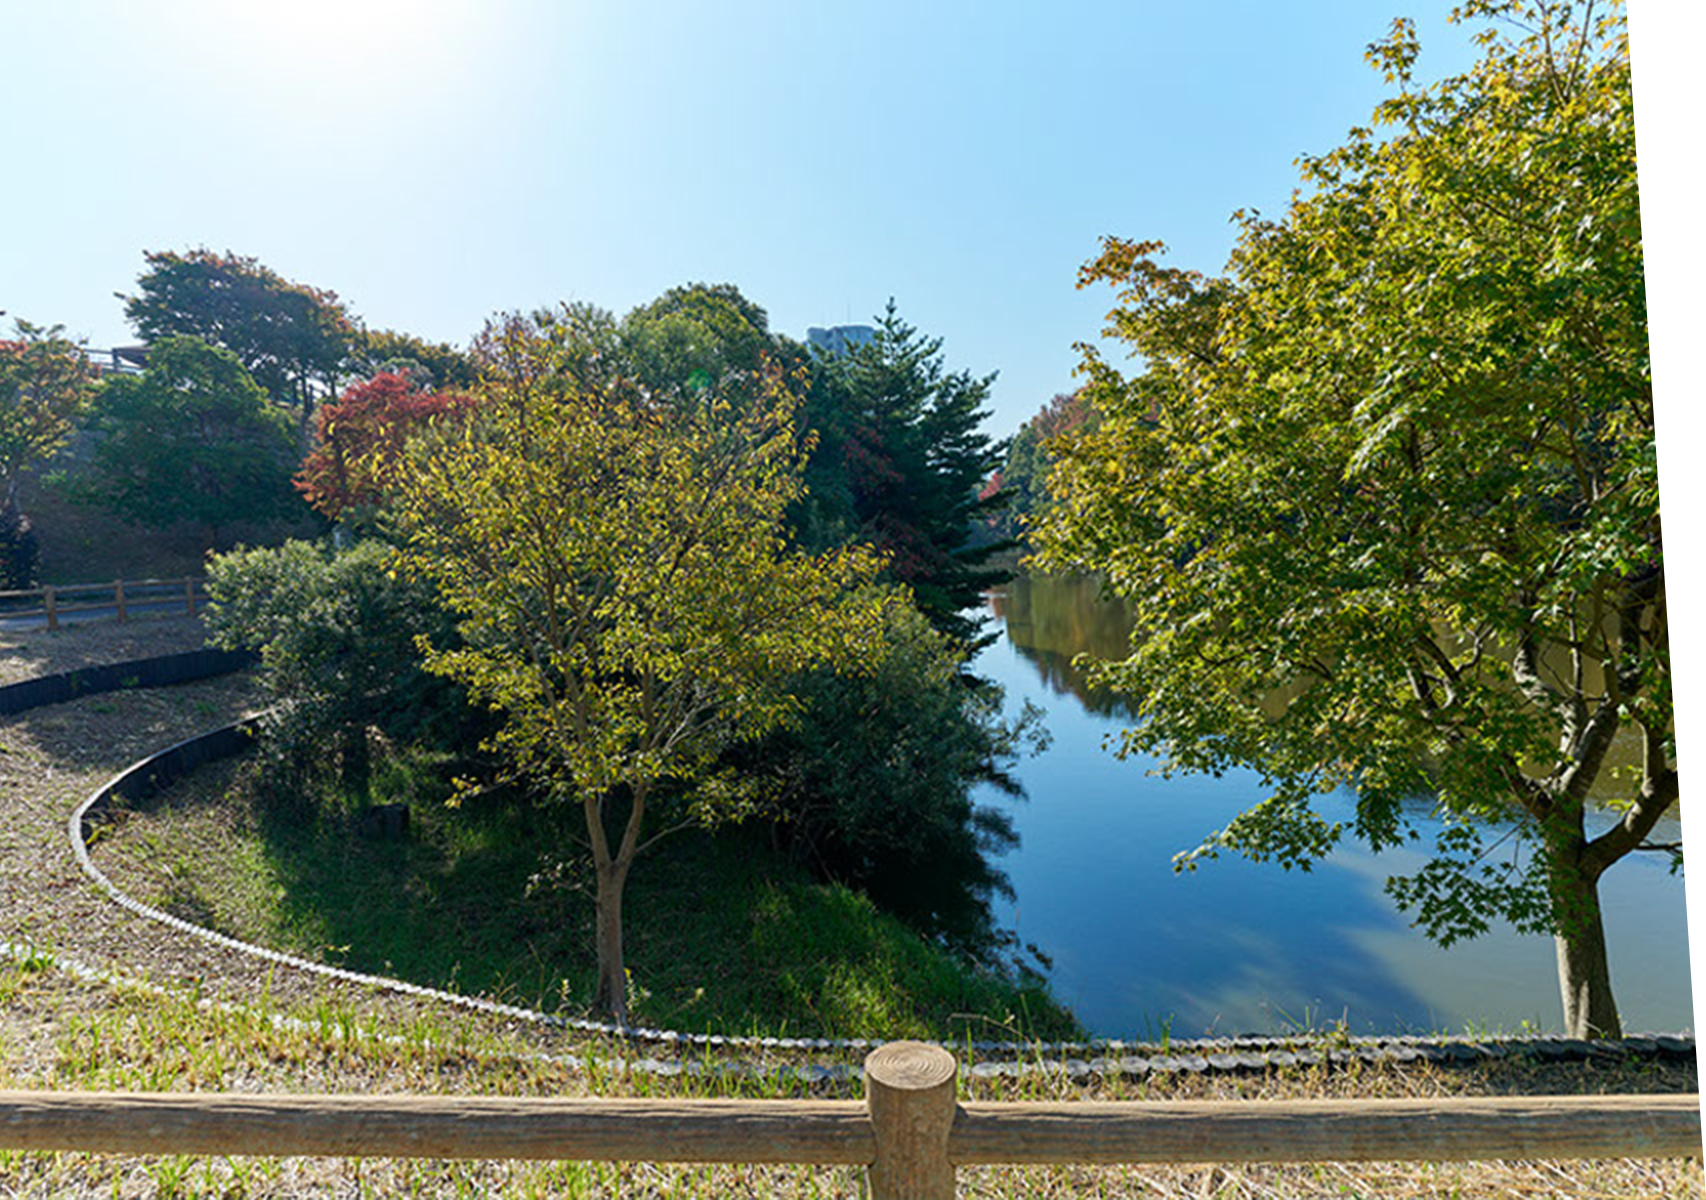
[4,0,1492,438]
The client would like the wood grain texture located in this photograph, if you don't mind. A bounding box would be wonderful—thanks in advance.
[864,1042,959,1199]
[0,1092,875,1163]
[950,1094,1703,1164]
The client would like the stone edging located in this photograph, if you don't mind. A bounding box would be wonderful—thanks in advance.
[65,714,1699,1074]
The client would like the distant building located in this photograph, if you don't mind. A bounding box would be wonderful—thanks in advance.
[805,325,875,357]
[81,346,147,377]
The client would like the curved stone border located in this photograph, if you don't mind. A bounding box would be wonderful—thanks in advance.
[0,648,257,716]
[65,715,1698,1073]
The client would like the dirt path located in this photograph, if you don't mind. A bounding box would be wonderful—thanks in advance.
[0,612,222,686]
[0,616,482,1037]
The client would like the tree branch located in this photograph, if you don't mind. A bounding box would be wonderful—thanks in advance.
[1630,826,1706,853]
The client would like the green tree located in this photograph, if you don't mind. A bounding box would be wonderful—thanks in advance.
[802,302,1010,648]
[1034,1,1660,1038]
[622,281,781,392]
[983,391,1092,547]
[0,320,94,586]
[122,248,356,423]
[206,538,476,805]
[391,310,889,1023]
[62,336,301,546]
[355,328,478,391]
[740,601,1043,961]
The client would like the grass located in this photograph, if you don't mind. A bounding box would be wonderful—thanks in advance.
[93,746,1082,1044]
[0,948,1696,1198]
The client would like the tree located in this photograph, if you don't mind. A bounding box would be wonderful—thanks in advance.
[296,372,477,525]
[1034,1,1660,1038]
[206,538,477,805]
[354,328,478,392]
[0,320,94,586]
[802,302,1011,648]
[62,336,301,546]
[122,248,356,423]
[622,282,779,390]
[738,600,1043,961]
[982,390,1092,546]
[390,310,889,1023]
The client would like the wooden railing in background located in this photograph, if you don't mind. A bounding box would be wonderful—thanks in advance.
[0,1044,1695,1198]
[0,577,206,630]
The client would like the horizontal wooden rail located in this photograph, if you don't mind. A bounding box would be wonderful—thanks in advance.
[950,1094,1704,1164]
[0,1047,1695,1197]
[0,1092,874,1164]
[0,576,206,629]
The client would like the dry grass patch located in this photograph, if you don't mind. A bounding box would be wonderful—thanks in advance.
[0,614,212,687]
[0,955,1696,1199]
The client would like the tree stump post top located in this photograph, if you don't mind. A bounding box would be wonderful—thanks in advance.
[864,1041,958,1199]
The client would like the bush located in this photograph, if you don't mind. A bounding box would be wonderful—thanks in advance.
[739,601,1046,968]
[205,538,489,805]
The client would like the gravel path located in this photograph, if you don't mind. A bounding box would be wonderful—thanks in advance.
[0,617,501,1042]
[0,613,222,686]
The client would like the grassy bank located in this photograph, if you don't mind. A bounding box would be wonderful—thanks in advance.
[92,749,1079,1043]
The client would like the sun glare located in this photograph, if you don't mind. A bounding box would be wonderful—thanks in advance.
[157,0,495,129]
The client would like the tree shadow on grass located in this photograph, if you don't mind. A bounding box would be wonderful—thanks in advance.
[104,752,1082,1041]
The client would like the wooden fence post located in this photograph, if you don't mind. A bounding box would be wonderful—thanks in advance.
[43,587,57,632]
[185,577,195,615]
[114,580,127,623]
[864,1042,958,1199]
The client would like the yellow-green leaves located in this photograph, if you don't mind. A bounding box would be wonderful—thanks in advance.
[1035,1,1662,1037]
[390,310,887,810]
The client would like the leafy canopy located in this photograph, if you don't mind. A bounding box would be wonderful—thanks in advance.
[390,307,895,1020]
[123,248,356,416]
[296,372,476,524]
[62,335,301,542]
[392,309,892,813]
[802,302,1010,648]
[1034,1,1660,1035]
[0,319,94,507]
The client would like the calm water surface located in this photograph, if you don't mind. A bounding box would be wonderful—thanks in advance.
[978,575,1693,1038]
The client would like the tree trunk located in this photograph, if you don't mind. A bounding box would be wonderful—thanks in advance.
[592,858,631,1025]
[1553,868,1622,1039]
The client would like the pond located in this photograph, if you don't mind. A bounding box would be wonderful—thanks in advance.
[977,574,1693,1039]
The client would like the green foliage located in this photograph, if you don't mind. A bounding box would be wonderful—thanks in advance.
[391,308,890,1019]
[621,282,782,392]
[0,319,94,585]
[205,538,480,801]
[0,319,93,509]
[800,302,1011,648]
[737,600,1046,963]
[355,328,478,391]
[399,310,889,808]
[58,336,302,544]
[983,391,1092,547]
[1034,1,1659,1037]
[0,502,39,591]
[122,248,356,417]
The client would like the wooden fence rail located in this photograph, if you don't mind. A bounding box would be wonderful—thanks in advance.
[0,1044,1695,1198]
[0,576,206,630]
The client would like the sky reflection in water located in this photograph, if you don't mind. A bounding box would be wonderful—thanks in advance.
[978,577,1693,1038]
